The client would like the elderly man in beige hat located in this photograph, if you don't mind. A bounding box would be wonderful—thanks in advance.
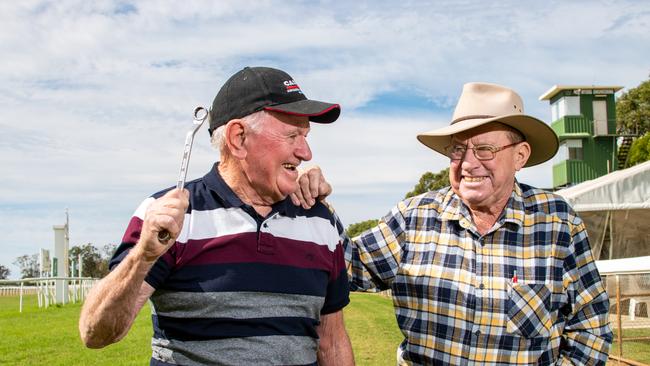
[299,82,612,365]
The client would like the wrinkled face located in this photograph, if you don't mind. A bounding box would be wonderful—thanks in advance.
[448,124,529,211]
[243,111,312,203]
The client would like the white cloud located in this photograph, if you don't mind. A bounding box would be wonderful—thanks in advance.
[1,0,649,277]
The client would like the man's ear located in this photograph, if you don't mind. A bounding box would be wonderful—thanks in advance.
[514,141,531,171]
[224,119,247,160]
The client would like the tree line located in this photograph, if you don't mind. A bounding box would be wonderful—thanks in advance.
[3,243,116,280]
[617,77,650,166]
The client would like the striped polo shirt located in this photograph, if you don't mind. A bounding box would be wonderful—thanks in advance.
[110,163,350,366]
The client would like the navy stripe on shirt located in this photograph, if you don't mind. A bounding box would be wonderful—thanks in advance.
[161,262,330,297]
[153,315,319,341]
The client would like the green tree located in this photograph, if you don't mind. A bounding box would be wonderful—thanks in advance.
[616,77,650,135]
[627,132,650,167]
[345,169,451,237]
[0,264,10,279]
[13,254,39,278]
[69,243,115,278]
[404,168,450,198]
[346,219,380,238]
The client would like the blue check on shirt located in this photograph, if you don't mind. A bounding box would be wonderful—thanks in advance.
[341,182,612,365]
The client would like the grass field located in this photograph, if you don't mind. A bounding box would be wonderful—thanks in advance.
[0,294,153,365]
[2,293,649,365]
[610,328,650,364]
[0,292,403,365]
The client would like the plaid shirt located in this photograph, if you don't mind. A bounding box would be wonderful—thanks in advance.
[342,182,612,365]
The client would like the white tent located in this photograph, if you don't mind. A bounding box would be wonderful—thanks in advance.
[556,160,650,260]
[596,255,650,275]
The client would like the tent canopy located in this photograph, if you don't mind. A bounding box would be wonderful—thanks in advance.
[556,160,650,260]
[596,256,650,275]
[556,160,650,211]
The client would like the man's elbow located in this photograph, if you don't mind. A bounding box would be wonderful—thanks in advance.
[79,329,100,348]
[78,317,118,349]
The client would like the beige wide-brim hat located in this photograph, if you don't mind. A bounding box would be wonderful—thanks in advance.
[417,82,559,167]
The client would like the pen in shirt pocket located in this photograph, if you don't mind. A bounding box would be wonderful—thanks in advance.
[511,270,518,284]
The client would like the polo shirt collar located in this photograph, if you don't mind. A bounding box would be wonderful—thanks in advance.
[203,162,298,218]
[203,162,244,208]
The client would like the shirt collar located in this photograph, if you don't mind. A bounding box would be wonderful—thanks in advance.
[502,181,525,228]
[440,181,525,229]
[203,162,244,208]
[203,162,298,218]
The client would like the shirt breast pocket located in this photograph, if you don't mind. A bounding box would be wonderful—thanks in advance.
[507,283,553,339]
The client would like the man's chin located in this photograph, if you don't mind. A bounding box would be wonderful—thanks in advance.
[277,183,299,201]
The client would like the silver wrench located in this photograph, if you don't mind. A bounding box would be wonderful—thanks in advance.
[158,106,209,244]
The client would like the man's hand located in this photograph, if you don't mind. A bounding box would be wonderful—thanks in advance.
[137,188,189,262]
[290,166,332,209]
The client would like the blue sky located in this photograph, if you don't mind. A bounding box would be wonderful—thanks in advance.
[1,0,649,278]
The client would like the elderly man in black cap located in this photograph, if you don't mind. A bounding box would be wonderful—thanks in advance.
[79,67,354,366]
[301,82,612,365]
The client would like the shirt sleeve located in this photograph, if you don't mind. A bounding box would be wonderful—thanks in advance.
[320,208,350,314]
[558,215,613,365]
[108,197,175,289]
[339,200,408,292]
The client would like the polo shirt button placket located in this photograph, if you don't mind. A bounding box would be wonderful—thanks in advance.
[257,220,275,254]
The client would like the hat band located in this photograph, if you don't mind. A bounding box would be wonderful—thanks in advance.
[451,115,495,124]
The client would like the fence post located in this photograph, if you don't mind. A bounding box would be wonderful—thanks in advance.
[19,282,24,313]
[616,275,622,359]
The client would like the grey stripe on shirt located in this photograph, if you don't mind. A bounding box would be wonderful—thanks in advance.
[151,290,325,319]
[152,335,318,365]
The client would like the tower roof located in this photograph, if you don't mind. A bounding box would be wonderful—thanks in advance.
[539,85,623,101]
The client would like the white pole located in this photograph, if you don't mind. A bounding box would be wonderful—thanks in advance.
[45,279,50,308]
[19,282,24,313]
[37,280,42,308]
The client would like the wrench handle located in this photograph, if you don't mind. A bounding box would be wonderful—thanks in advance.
[156,106,208,246]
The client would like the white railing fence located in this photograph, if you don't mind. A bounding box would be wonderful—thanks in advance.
[0,277,99,312]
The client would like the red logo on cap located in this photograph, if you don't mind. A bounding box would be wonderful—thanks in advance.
[284,80,301,93]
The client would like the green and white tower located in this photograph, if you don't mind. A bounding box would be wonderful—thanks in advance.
[539,85,624,189]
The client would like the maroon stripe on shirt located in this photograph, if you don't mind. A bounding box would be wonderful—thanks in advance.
[174,232,336,272]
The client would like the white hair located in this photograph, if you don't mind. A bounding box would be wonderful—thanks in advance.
[210,110,267,155]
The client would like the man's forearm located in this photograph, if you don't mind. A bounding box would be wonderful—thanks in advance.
[316,310,355,365]
[78,247,155,348]
[318,334,354,366]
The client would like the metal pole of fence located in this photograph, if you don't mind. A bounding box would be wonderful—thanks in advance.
[616,274,622,360]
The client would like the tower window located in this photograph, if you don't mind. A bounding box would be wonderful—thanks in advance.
[551,96,581,121]
[555,139,583,162]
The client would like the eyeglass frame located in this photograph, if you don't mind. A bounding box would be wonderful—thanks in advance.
[444,141,523,161]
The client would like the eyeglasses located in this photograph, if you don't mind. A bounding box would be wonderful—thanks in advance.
[444,142,521,161]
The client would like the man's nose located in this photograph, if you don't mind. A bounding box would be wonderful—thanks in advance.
[296,136,312,161]
[460,147,481,168]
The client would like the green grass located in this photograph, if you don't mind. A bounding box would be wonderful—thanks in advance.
[5,292,645,365]
[610,328,650,364]
[344,292,404,365]
[0,294,152,365]
[0,292,402,365]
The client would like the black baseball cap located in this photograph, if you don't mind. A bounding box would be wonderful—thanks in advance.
[208,66,341,135]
